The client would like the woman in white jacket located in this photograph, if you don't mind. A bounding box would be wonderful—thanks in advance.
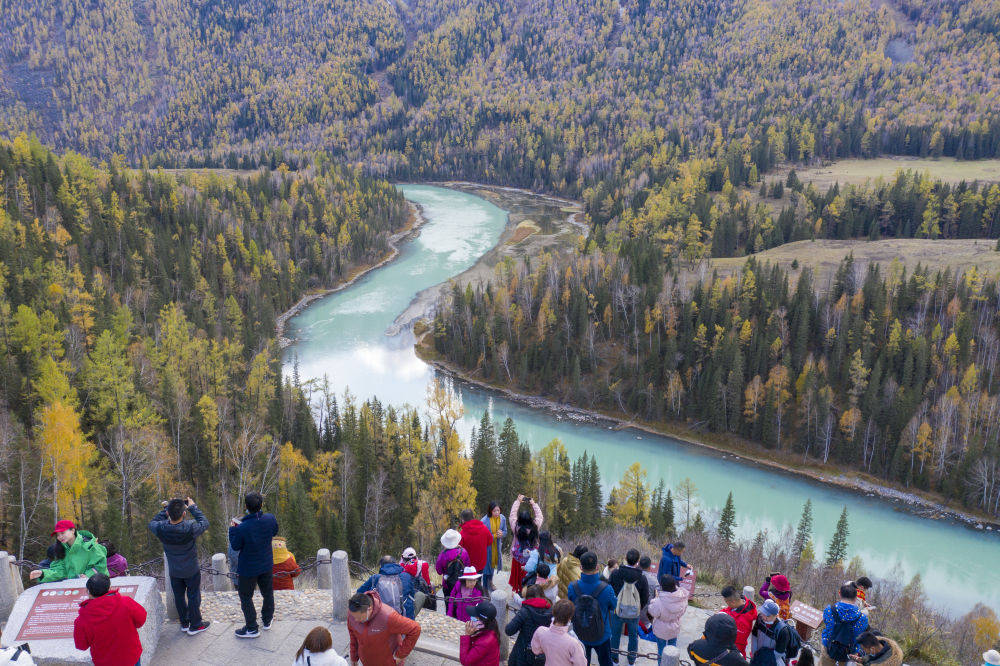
[293,627,348,666]
[645,575,690,659]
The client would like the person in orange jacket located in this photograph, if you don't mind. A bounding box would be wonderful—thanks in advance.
[73,573,147,666]
[347,591,421,666]
[271,537,301,591]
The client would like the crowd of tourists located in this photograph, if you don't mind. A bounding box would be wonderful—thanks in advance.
[27,493,993,666]
[344,497,919,666]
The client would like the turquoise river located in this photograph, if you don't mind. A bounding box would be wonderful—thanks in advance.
[283,184,998,616]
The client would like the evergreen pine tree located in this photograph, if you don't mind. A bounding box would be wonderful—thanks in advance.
[497,418,525,508]
[792,499,813,566]
[664,489,675,537]
[649,480,666,538]
[470,411,499,506]
[690,512,705,535]
[717,491,736,545]
[825,506,850,566]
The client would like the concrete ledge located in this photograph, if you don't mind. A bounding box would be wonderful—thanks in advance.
[413,635,460,661]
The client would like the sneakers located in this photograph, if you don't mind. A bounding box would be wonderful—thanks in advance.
[180,623,189,632]
[234,626,260,638]
[187,621,210,635]
[262,620,272,630]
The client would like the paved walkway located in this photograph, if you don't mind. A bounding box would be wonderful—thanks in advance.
[151,619,458,666]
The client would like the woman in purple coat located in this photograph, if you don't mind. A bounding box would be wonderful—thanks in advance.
[435,529,471,600]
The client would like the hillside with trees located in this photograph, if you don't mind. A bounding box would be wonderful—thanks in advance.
[0,135,409,556]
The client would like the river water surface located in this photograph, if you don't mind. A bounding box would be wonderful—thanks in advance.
[284,184,998,616]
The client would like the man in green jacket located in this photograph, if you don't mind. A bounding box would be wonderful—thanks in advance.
[29,520,108,583]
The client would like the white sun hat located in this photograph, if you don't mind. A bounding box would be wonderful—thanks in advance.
[984,649,1000,666]
[440,529,461,550]
[458,566,482,580]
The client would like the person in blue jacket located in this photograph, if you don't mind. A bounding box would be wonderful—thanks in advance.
[357,555,416,618]
[228,491,279,639]
[568,551,618,666]
[481,502,508,592]
[821,584,869,665]
[657,541,690,582]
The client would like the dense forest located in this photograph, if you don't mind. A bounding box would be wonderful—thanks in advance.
[0,135,410,557]
[431,247,1000,517]
[2,0,999,198]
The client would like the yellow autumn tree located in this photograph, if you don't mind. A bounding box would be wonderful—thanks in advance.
[36,401,94,518]
[413,428,477,551]
[607,462,650,528]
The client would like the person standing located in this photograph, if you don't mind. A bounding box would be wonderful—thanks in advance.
[820,585,869,666]
[271,537,301,591]
[348,591,421,666]
[567,551,617,666]
[647,575,689,658]
[460,601,502,666]
[608,549,650,666]
[481,502,508,592]
[73,573,147,666]
[358,555,416,619]
[229,491,279,638]
[749,599,793,665]
[509,495,543,591]
[460,509,494,574]
[531,599,587,666]
[657,542,690,582]
[436,529,471,602]
[720,586,757,658]
[505,584,552,666]
[557,545,586,599]
[400,547,431,586]
[29,520,107,583]
[148,497,210,635]
[760,573,793,620]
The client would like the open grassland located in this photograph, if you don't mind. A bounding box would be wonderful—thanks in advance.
[709,238,1000,287]
[775,157,1000,189]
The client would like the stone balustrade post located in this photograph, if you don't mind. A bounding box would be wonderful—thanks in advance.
[331,550,350,621]
[211,553,233,591]
[0,551,18,622]
[10,555,24,595]
[661,644,680,666]
[316,548,332,590]
[163,553,178,620]
[490,589,510,656]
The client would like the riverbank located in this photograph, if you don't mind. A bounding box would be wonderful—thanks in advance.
[388,182,584,335]
[276,200,428,347]
[418,348,1000,534]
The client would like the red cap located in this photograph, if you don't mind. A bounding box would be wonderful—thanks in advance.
[771,574,791,592]
[51,520,76,536]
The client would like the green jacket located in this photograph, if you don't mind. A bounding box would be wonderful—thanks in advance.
[39,530,108,582]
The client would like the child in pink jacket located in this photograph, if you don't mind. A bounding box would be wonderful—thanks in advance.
[646,575,690,658]
[531,599,587,666]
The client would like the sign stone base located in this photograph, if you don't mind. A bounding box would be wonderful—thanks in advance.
[0,576,164,664]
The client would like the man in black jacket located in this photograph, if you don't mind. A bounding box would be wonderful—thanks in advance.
[688,613,751,666]
[608,548,650,665]
[229,491,279,638]
[149,497,210,635]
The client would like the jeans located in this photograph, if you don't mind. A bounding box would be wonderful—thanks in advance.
[655,637,677,664]
[584,640,613,666]
[169,573,202,627]
[610,615,639,665]
[237,571,274,631]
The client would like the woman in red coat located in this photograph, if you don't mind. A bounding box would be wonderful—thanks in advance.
[271,537,301,591]
[460,601,502,666]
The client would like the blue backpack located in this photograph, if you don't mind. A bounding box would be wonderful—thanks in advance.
[827,606,856,660]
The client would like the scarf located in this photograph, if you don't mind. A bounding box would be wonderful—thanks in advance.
[272,537,292,564]
[489,516,502,568]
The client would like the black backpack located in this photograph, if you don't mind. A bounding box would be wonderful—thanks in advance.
[444,552,466,594]
[571,581,608,644]
[827,606,856,661]
[783,621,803,659]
